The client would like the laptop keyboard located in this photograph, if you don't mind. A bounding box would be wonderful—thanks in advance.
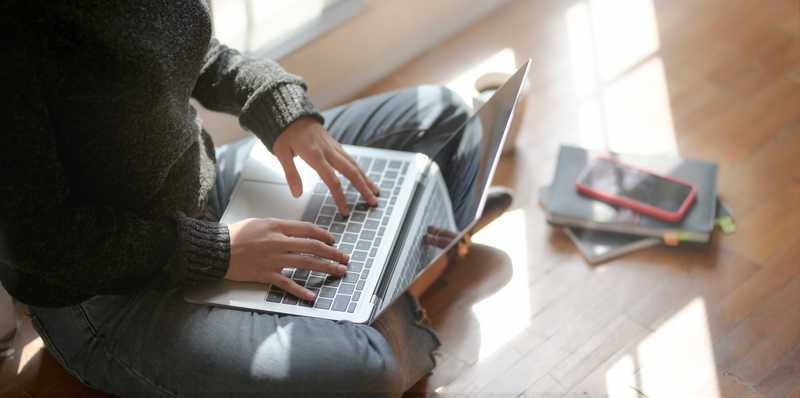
[265,156,410,313]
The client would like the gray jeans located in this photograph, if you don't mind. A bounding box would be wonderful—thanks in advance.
[28,86,470,397]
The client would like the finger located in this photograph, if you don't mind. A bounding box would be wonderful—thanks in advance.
[311,158,349,216]
[272,275,316,301]
[280,253,348,275]
[340,149,380,195]
[275,148,303,197]
[330,151,378,206]
[283,237,349,264]
[279,220,334,244]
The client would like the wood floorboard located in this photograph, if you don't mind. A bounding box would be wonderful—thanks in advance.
[2,0,798,397]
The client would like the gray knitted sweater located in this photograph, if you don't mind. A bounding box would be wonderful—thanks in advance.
[0,1,323,306]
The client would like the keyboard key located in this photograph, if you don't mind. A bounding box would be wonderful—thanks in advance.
[368,173,381,181]
[314,298,333,309]
[299,299,314,307]
[345,193,358,203]
[333,295,351,312]
[371,159,387,172]
[353,291,362,301]
[344,272,359,283]
[378,227,386,236]
[379,180,393,189]
[360,272,368,280]
[381,217,389,226]
[386,206,394,215]
[369,248,378,258]
[339,283,356,295]
[357,157,372,170]
[374,238,382,247]
[356,280,366,291]
[389,196,397,204]
[330,223,346,233]
[352,251,367,261]
[331,234,341,244]
[348,262,363,273]
[342,233,358,243]
[301,194,325,222]
[320,206,336,216]
[368,210,383,220]
[402,162,409,172]
[350,212,366,222]
[361,229,375,241]
[346,223,362,233]
[316,216,333,226]
[380,188,391,197]
[334,213,348,223]
[388,160,402,169]
[366,258,374,268]
[313,183,327,194]
[347,303,357,313]
[363,220,379,231]
[355,202,370,211]
[338,243,354,253]
[307,276,326,289]
[320,287,337,298]
[293,269,310,280]
[267,290,284,303]
[281,269,293,278]
[282,295,298,305]
[378,198,388,207]
[356,240,371,251]
[324,277,340,287]
[310,271,327,277]
[384,170,398,179]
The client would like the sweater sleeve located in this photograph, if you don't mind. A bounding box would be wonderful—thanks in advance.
[0,45,230,308]
[191,38,324,151]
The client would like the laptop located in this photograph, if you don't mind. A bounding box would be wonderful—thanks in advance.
[185,61,530,324]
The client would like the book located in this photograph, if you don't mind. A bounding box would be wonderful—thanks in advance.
[540,185,734,264]
[538,186,661,264]
[546,145,718,243]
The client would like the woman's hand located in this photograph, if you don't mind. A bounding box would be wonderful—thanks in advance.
[273,117,379,216]
[226,218,349,300]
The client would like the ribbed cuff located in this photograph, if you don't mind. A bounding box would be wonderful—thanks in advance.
[176,216,230,283]
[239,83,325,151]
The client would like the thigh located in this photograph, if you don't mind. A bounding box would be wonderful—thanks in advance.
[31,290,436,397]
[323,85,470,160]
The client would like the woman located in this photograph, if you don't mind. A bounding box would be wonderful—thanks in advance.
[1,1,511,396]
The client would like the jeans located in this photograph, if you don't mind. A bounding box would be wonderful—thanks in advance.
[28,85,471,397]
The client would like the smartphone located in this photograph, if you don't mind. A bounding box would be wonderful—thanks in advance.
[575,156,697,222]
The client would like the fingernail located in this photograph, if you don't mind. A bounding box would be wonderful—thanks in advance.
[337,265,347,273]
[305,291,316,300]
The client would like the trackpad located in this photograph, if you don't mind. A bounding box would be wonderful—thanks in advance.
[221,180,311,224]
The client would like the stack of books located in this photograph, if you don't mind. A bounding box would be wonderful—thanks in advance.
[539,145,734,264]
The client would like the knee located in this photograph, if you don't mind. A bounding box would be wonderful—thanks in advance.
[281,324,406,396]
[416,85,472,125]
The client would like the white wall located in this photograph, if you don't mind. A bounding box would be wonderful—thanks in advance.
[199,0,511,145]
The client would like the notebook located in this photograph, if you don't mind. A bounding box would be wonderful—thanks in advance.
[546,145,718,244]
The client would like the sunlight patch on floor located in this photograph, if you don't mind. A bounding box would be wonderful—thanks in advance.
[16,336,43,375]
[605,297,721,397]
[566,0,677,155]
[470,208,531,360]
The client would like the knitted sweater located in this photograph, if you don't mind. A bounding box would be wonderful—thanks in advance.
[0,0,323,306]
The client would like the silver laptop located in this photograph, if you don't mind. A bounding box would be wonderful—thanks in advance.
[185,61,530,324]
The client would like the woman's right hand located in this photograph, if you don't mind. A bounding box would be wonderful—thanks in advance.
[225,218,348,301]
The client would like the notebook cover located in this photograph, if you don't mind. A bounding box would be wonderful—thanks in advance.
[546,145,718,242]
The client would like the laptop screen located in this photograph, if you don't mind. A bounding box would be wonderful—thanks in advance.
[375,61,530,315]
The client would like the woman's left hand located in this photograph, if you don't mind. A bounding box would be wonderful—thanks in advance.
[272,117,380,216]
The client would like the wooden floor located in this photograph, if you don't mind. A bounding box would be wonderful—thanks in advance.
[2,0,799,397]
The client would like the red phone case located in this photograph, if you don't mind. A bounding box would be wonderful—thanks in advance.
[575,156,697,223]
